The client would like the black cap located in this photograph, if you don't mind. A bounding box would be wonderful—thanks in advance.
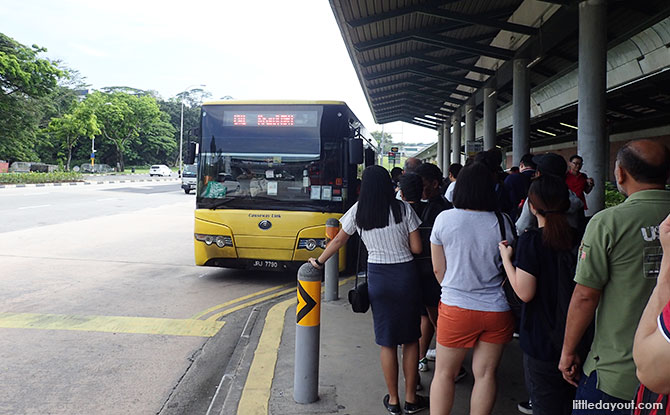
[532,153,567,177]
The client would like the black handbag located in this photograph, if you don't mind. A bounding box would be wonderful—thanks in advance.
[348,231,370,313]
[494,211,523,311]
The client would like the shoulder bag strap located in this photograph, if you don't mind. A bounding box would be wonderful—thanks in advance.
[494,211,506,241]
[355,229,365,287]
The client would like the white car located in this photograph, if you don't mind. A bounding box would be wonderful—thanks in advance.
[149,164,172,177]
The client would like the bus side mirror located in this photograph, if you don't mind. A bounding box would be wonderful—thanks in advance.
[364,147,375,167]
[185,142,197,165]
[349,138,364,165]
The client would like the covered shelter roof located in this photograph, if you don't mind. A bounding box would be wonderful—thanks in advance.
[329,0,670,147]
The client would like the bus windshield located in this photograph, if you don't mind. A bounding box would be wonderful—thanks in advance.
[197,104,346,212]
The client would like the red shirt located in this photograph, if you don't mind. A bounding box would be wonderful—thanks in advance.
[634,299,670,415]
[565,172,588,210]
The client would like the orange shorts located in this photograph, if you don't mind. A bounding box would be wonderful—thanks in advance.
[436,303,514,348]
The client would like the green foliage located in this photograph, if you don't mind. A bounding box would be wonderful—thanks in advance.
[0,171,82,184]
[0,33,211,174]
[81,91,165,171]
[47,103,101,170]
[605,181,626,208]
[0,33,64,162]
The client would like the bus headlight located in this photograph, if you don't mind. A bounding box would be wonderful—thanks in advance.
[298,238,326,251]
[195,234,233,247]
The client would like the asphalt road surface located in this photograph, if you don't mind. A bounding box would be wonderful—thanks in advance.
[0,181,295,414]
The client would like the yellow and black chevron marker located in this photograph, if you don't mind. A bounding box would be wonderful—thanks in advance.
[296,280,320,326]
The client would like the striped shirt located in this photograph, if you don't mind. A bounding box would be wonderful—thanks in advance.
[340,201,421,264]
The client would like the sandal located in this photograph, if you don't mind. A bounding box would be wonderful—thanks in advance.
[383,394,402,415]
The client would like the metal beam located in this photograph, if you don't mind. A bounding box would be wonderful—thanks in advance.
[410,51,496,75]
[360,49,474,68]
[367,77,462,96]
[371,88,466,106]
[414,33,514,60]
[417,5,539,36]
[346,1,459,28]
[365,64,484,89]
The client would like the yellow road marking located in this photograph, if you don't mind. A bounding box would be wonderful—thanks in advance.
[235,275,355,414]
[204,276,356,322]
[237,298,293,415]
[191,282,292,319]
[206,287,296,321]
[0,312,225,337]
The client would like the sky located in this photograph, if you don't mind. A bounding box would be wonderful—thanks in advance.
[0,0,438,145]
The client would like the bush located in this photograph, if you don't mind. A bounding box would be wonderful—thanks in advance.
[605,182,626,208]
[0,171,83,184]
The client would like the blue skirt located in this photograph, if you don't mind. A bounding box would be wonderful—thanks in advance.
[368,260,422,347]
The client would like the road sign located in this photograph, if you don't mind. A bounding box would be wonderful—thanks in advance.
[297,280,320,326]
[390,146,399,152]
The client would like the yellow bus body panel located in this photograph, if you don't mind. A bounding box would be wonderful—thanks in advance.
[194,209,346,270]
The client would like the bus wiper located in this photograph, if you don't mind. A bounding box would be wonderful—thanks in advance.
[202,199,234,209]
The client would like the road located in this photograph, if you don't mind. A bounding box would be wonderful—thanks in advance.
[0,179,295,414]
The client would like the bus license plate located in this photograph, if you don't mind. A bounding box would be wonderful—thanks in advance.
[252,260,278,269]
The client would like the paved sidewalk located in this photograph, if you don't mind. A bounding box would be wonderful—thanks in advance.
[267,279,528,415]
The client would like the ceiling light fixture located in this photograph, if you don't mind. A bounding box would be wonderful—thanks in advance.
[559,122,579,130]
[537,129,557,136]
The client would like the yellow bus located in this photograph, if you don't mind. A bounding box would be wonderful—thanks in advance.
[189,100,376,271]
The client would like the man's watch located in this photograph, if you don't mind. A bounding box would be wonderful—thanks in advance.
[314,258,323,266]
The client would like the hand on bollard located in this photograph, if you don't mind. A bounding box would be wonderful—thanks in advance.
[308,257,324,269]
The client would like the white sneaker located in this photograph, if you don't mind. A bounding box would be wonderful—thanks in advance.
[418,358,429,372]
[425,348,436,361]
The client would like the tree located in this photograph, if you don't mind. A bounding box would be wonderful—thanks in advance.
[83,91,163,171]
[0,33,63,162]
[47,103,100,171]
[159,88,211,165]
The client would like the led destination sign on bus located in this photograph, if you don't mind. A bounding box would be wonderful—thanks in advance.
[223,111,318,127]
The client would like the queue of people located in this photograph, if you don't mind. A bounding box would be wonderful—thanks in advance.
[309,138,670,415]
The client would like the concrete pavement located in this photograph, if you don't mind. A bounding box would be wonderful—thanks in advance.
[232,278,528,415]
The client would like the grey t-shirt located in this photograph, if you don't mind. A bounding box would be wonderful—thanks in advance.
[430,209,515,312]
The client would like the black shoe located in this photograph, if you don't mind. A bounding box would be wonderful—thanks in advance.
[517,400,532,414]
[383,394,402,415]
[404,395,429,414]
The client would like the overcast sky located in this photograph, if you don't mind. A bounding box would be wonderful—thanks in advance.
[1,0,438,145]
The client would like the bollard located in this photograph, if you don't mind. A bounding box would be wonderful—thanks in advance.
[324,218,340,302]
[294,262,322,403]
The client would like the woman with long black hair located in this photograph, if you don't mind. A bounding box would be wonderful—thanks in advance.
[499,174,580,415]
[309,165,429,414]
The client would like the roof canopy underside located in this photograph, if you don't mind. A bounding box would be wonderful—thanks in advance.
[329,0,670,145]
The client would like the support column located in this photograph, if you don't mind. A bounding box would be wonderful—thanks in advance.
[465,101,475,157]
[484,86,497,151]
[437,125,444,170]
[451,110,461,164]
[443,122,451,173]
[578,0,607,215]
[512,58,530,166]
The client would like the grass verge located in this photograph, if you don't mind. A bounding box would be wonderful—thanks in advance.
[0,172,83,184]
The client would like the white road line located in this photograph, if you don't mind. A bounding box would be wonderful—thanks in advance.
[96,198,119,202]
[22,192,52,196]
[18,204,51,210]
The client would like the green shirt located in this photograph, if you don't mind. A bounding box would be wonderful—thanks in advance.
[575,189,670,400]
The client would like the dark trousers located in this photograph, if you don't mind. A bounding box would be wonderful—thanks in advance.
[523,353,575,415]
[572,370,631,415]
